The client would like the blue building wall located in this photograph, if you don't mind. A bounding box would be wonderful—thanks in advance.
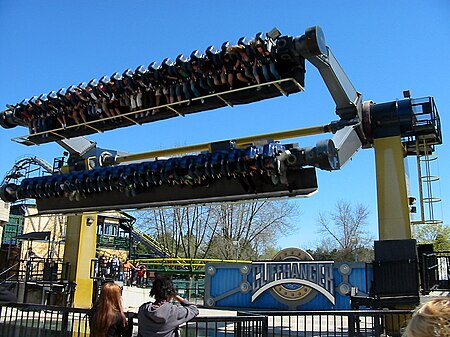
[205,262,373,310]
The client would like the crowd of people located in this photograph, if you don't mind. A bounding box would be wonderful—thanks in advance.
[97,254,153,288]
[88,275,199,337]
[6,34,282,136]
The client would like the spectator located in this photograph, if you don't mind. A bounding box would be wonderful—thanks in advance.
[25,246,37,261]
[111,255,120,280]
[138,275,199,337]
[122,260,135,286]
[25,246,41,279]
[137,264,146,288]
[99,253,108,279]
[88,282,130,337]
[402,298,450,337]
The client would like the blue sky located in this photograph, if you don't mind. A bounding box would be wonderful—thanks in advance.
[1,1,449,249]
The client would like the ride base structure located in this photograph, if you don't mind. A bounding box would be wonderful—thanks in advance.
[0,26,442,308]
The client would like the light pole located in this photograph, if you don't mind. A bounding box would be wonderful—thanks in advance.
[232,240,240,260]
[351,237,358,262]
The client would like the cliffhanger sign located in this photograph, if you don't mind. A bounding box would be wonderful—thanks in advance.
[251,260,335,304]
[205,247,366,310]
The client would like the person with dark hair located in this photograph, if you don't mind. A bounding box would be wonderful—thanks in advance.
[231,44,256,86]
[88,282,130,337]
[138,275,199,337]
[136,264,146,287]
[253,42,281,82]
[99,253,109,279]
[47,91,68,129]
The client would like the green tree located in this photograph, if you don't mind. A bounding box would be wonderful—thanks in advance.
[413,223,450,251]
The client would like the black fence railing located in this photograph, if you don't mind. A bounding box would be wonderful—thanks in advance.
[0,303,90,337]
[0,303,413,337]
[0,303,267,337]
[245,310,412,337]
[8,258,75,306]
[185,315,268,337]
[18,258,70,283]
[421,251,450,293]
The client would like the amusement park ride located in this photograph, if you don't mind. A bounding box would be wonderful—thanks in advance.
[0,26,442,307]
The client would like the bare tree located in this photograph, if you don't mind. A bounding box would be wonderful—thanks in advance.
[316,200,373,261]
[134,205,219,259]
[133,200,297,260]
[206,200,297,260]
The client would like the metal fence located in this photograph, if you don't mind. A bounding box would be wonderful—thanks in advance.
[0,303,267,337]
[0,303,90,337]
[0,303,413,337]
[244,310,412,337]
[185,315,268,337]
[422,251,450,292]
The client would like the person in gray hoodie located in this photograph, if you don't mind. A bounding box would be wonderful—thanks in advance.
[138,275,199,337]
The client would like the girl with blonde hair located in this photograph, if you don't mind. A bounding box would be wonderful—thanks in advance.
[402,298,450,337]
[88,282,130,337]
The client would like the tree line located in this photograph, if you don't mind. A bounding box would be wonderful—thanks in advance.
[132,199,450,262]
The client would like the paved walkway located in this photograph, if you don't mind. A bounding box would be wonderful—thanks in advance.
[122,286,236,316]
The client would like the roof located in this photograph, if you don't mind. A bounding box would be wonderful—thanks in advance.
[15,231,51,241]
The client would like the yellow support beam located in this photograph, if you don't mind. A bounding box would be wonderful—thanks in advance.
[114,124,331,165]
[63,214,98,308]
[374,136,412,240]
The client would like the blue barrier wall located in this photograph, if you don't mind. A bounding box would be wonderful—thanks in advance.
[204,262,373,310]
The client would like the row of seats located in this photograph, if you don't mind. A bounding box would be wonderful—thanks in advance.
[5,32,285,136]
[7,143,290,202]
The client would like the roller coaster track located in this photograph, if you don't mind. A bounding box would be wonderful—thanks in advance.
[1,155,53,186]
[129,230,251,273]
[136,257,251,274]
[131,227,180,260]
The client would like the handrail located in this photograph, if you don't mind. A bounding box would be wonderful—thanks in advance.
[0,262,19,283]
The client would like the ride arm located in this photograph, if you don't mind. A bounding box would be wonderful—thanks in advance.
[294,26,362,121]
[282,26,365,167]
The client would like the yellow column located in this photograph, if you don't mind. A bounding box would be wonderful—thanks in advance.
[63,213,98,308]
[374,136,412,240]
